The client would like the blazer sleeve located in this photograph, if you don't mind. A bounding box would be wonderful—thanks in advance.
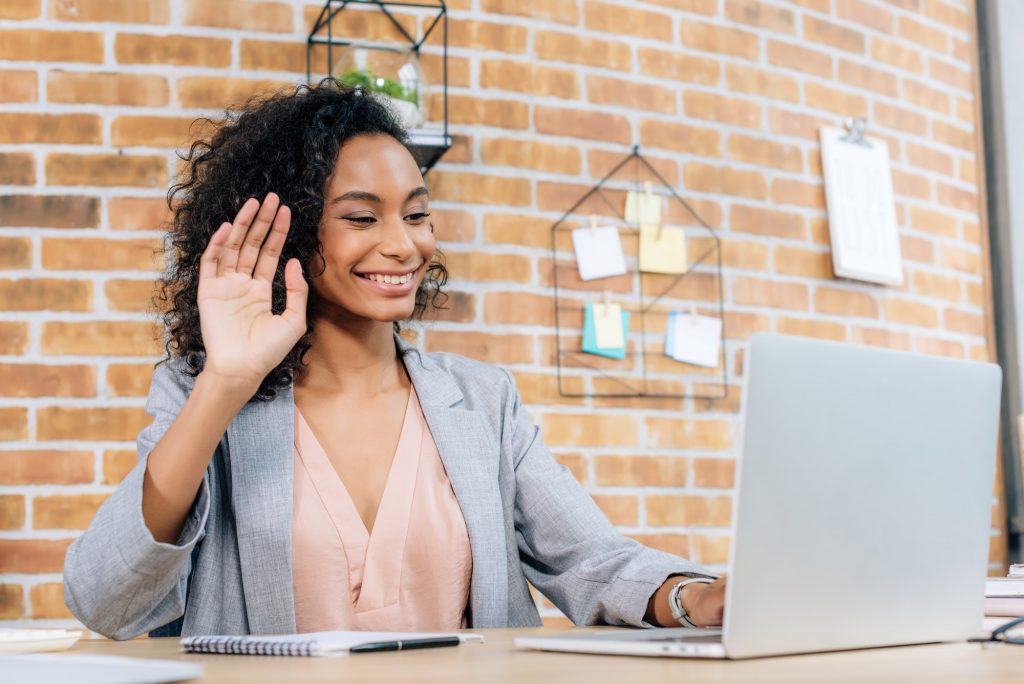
[63,361,212,640]
[503,369,715,627]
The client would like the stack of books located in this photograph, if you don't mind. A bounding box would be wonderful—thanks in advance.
[985,564,1024,617]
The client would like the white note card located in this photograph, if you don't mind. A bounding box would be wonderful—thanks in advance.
[667,312,722,368]
[819,126,903,286]
[571,226,627,281]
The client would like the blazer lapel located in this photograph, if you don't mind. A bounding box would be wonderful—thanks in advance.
[226,387,297,635]
[399,336,509,627]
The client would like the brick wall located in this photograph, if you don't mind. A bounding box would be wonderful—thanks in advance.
[0,0,1000,627]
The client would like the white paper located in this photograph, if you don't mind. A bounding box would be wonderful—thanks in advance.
[571,226,627,281]
[669,313,722,368]
[819,127,903,286]
[181,630,483,657]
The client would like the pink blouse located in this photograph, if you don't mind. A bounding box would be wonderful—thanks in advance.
[291,387,473,633]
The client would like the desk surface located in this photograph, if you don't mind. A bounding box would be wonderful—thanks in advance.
[69,628,1024,684]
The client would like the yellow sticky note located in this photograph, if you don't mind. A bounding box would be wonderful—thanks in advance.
[594,303,625,349]
[624,191,663,225]
[639,224,687,274]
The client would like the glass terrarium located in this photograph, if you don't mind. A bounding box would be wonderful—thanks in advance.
[333,45,426,130]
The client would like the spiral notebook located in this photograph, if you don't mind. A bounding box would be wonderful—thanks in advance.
[180,630,484,657]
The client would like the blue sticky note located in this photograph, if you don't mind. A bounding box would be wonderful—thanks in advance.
[582,303,629,360]
[665,312,676,356]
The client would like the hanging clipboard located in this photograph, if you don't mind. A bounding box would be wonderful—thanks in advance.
[819,118,903,286]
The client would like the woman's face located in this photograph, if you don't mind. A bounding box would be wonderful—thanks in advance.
[312,133,435,324]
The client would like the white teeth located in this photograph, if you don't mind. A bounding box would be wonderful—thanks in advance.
[364,273,412,284]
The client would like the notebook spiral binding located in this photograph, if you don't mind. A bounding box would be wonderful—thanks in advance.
[181,635,316,656]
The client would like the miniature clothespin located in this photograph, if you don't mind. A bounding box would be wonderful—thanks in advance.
[589,214,598,235]
[602,289,612,315]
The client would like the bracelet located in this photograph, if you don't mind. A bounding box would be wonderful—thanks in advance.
[668,577,714,628]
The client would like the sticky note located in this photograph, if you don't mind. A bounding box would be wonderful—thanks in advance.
[624,190,663,225]
[582,303,630,360]
[639,224,687,274]
[571,226,627,281]
[666,312,722,368]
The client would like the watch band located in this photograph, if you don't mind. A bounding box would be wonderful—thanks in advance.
[669,577,714,627]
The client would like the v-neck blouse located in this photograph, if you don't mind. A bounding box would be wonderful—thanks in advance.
[291,387,472,633]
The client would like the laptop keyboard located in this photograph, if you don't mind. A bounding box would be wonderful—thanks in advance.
[643,635,724,645]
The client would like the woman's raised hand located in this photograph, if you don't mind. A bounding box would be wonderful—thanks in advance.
[197,193,308,391]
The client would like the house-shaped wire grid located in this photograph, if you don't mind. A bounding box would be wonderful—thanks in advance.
[550,146,728,400]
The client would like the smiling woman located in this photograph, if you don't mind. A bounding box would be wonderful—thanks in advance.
[60,80,724,640]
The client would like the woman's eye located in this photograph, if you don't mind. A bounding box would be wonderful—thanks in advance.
[344,216,376,225]
[406,212,431,223]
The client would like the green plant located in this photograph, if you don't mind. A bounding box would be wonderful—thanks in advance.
[337,69,417,105]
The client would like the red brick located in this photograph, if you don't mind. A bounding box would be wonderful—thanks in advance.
[592,495,639,526]
[0,278,91,312]
[0,153,34,185]
[693,534,731,564]
[52,0,168,22]
[766,39,832,78]
[727,134,802,172]
[767,108,826,141]
[484,213,551,249]
[536,106,631,145]
[0,364,95,398]
[594,455,688,486]
[46,154,167,188]
[734,277,809,310]
[645,417,732,450]
[853,326,911,350]
[839,59,899,96]
[481,0,577,24]
[37,407,151,442]
[0,70,37,102]
[428,172,530,207]
[0,539,72,573]
[872,37,924,74]
[806,81,867,117]
[33,493,108,530]
[916,335,966,358]
[0,323,28,355]
[0,495,25,530]
[771,179,825,209]
[118,34,231,67]
[0,113,100,144]
[105,279,158,312]
[109,196,174,230]
[183,0,292,32]
[542,414,638,448]
[42,237,163,271]
[0,195,98,228]
[585,2,673,41]
[480,60,578,99]
[837,0,893,32]
[424,331,533,365]
[0,585,22,619]
[449,19,526,51]
[0,0,39,19]
[434,94,528,130]
[535,31,632,71]
[726,64,800,103]
[885,297,939,327]
[903,79,950,115]
[804,16,865,54]
[944,307,985,337]
[684,91,760,128]
[684,163,765,200]
[730,204,805,239]
[177,76,292,109]
[640,120,720,156]
[647,495,732,526]
[0,29,103,62]
[814,287,879,318]
[0,237,31,269]
[588,75,677,114]
[680,21,759,59]
[104,449,138,484]
[725,0,795,33]
[774,245,833,279]
[48,70,168,106]
[42,321,163,356]
[30,583,73,619]
[899,15,948,53]
[638,48,719,85]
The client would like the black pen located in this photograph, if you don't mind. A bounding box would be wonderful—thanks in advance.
[349,636,462,654]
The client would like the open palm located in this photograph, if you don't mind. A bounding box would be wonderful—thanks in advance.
[198,193,308,388]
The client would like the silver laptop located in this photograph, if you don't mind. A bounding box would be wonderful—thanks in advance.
[516,334,1002,659]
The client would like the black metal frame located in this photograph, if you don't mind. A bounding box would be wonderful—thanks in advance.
[550,146,728,401]
[306,0,451,174]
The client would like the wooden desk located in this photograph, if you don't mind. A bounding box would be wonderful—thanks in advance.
[69,628,1024,684]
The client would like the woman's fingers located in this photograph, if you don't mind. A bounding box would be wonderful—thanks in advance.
[253,204,291,283]
[217,197,260,276]
[199,222,233,282]
[280,258,308,331]
[235,193,281,276]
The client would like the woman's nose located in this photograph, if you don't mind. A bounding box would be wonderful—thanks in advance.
[378,215,416,261]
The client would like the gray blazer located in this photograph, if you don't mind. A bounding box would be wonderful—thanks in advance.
[64,335,711,639]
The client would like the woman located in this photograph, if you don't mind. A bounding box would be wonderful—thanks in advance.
[63,82,726,639]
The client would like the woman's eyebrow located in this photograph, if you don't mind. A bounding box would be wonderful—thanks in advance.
[329,186,428,205]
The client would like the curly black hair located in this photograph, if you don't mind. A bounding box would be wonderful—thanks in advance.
[158,80,448,401]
